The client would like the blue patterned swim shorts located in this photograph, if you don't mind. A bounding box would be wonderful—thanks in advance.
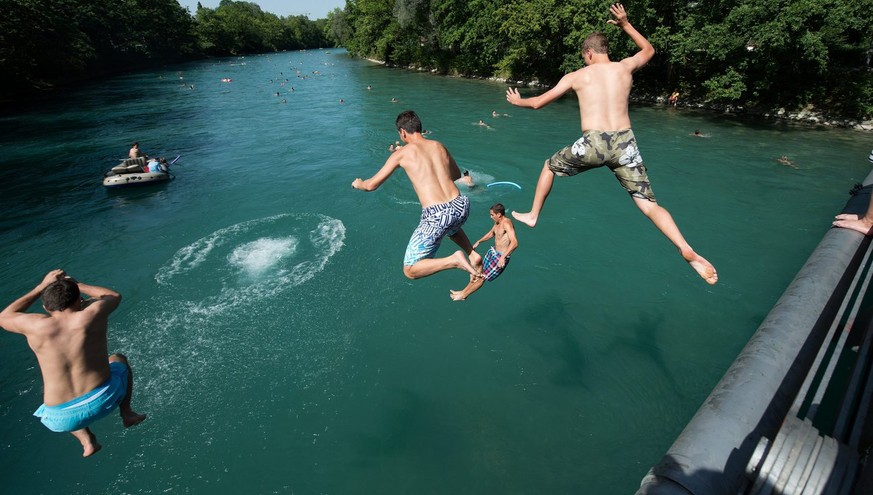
[404,195,470,266]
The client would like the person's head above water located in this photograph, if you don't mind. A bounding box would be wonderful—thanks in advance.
[490,203,506,217]
[396,110,422,135]
[42,278,80,311]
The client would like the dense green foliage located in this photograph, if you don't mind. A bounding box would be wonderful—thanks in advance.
[328,0,873,118]
[0,0,330,98]
[192,1,329,56]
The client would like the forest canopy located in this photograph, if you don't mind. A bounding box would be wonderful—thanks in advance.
[2,0,871,118]
[326,0,873,118]
[0,0,330,98]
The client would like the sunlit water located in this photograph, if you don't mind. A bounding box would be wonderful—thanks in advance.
[0,49,871,494]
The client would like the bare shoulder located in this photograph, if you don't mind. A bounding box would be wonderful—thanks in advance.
[502,216,516,230]
[563,67,588,85]
[0,311,52,335]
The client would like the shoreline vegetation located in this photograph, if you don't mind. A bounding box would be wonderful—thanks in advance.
[0,0,331,106]
[370,58,873,131]
[3,0,871,130]
[336,0,872,125]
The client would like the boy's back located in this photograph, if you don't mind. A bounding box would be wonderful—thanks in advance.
[569,62,634,132]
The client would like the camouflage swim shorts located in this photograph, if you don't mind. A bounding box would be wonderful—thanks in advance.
[547,128,656,202]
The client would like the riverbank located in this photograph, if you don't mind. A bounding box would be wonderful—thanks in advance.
[632,93,873,131]
[372,59,873,132]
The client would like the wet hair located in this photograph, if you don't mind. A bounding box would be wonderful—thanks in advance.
[42,279,80,311]
[463,170,470,176]
[490,203,506,216]
[132,142,139,147]
[582,33,609,55]
[396,111,422,134]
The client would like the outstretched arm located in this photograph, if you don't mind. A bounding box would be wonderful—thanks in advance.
[506,73,574,110]
[608,3,654,71]
[352,150,402,191]
[473,227,497,249]
[0,269,65,334]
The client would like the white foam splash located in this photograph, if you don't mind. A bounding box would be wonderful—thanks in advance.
[154,213,346,316]
[228,237,298,276]
[156,214,292,285]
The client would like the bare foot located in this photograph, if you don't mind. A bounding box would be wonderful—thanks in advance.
[683,251,718,285]
[450,290,466,301]
[511,211,538,228]
[833,215,873,235]
[83,441,102,458]
[451,251,483,278]
[123,412,147,428]
[78,429,102,457]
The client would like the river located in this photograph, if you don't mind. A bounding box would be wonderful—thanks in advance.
[0,49,871,494]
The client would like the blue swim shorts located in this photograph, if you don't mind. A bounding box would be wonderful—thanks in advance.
[404,195,470,266]
[33,361,128,432]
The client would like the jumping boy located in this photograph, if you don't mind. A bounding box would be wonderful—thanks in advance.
[0,270,146,457]
[450,203,518,301]
[353,111,481,279]
[506,3,717,285]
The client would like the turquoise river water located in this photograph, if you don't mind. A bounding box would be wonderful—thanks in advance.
[1,49,871,494]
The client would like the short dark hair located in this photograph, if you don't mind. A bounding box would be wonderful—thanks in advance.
[583,33,609,54]
[42,279,80,311]
[490,203,506,216]
[396,111,422,134]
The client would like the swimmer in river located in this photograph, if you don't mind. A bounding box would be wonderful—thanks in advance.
[777,155,797,168]
[458,170,475,188]
[450,203,518,301]
[353,111,482,280]
[505,3,717,285]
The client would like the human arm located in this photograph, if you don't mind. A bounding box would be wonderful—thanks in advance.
[506,74,575,110]
[472,227,496,250]
[608,3,654,71]
[0,269,65,334]
[352,152,402,191]
[497,221,519,267]
[75,278,122,314]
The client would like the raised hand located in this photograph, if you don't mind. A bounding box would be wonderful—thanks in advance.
[607,3,628,26]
